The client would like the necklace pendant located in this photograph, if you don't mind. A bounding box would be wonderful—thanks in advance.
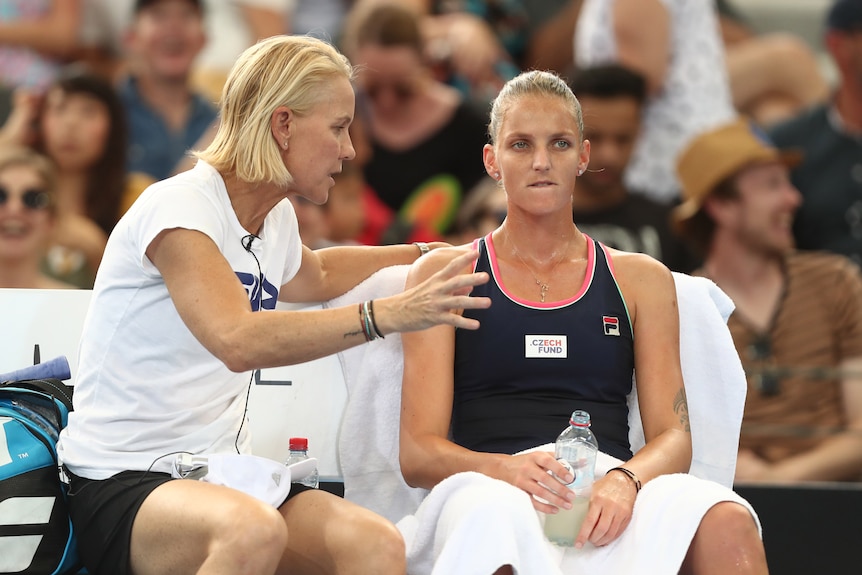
[539,283,549,303]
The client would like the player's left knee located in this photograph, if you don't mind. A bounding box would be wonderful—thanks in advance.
[702,501,760,542]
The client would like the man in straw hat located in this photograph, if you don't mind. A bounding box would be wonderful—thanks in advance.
[673,117,862,483]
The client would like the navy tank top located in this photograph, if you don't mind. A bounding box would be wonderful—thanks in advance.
[453,234,635,461]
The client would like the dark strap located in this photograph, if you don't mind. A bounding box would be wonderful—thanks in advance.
[0,378,74,411]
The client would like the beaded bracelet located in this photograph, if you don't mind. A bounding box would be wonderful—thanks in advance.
[608,466,642,493]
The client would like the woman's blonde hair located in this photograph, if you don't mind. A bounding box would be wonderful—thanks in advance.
[0,145,57,210]
[195,35,355,186]
[487,70,584,146]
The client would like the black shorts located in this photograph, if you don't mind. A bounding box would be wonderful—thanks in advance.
[66,469,317,575]
[66,469,172,575]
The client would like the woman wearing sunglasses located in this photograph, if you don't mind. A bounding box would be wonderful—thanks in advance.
[0,145,72,289]
[341,2,490,241]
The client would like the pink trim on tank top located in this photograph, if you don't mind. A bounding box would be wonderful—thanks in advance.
[484,232,596,309]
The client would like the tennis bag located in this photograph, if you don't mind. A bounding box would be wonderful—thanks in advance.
[0,377,81,574]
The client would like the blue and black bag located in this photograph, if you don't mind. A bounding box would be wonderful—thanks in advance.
[0,375,81,574]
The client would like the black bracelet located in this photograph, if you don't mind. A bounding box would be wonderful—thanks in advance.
[367,299,385,339]
[608,466,642,493]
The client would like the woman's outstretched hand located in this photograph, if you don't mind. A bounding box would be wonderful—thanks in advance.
[379,247,491,333]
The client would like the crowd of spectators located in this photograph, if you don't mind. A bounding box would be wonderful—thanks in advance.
[0,0,859,484]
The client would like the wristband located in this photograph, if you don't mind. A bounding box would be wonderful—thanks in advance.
[413,242,430,257]
[608,466,641,493]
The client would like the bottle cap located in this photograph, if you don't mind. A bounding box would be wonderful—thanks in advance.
[289,437,309,450]
[570,410,591,427]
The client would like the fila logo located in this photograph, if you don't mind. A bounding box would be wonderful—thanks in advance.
[0,496,56,571]
[603,316,620,336]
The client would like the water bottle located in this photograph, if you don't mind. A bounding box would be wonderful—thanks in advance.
[543,410,599,547]
[284,437,319,488]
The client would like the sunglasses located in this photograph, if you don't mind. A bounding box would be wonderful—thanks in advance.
[363,81,416,105]
[746,334,781,396]
[0,187,51,210]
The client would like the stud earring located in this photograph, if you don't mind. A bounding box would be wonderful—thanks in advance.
[283,141,288,148]
[578,167,585,176]
[493,172,500,179]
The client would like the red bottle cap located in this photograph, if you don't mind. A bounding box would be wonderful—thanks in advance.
[289,437,308,450]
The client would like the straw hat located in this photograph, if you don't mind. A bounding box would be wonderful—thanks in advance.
[672,118,802,230]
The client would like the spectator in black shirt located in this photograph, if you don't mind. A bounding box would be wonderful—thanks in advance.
[569,64,697,273]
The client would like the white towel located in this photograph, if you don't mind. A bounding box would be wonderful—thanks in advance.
[627,272,747,488]
[399,472,565,575]
[678,272,747,485]
[328,265,429,525]
[555,471,757,574]
[328,266,758,574]
[398,467,757,575]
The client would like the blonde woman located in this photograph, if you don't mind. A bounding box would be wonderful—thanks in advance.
[57,35,490,575]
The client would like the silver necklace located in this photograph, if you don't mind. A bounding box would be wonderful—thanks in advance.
[506,231,570,303]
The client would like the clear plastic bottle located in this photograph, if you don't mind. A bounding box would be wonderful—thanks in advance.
[284,437,319,488]
[543,410,599,547]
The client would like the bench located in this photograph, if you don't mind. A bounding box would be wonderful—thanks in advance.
[0,288,347,482]
[2,282,856,574]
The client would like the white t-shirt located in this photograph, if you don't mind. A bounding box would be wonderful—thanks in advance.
[57,161,303,479]
[575,0,734,204]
